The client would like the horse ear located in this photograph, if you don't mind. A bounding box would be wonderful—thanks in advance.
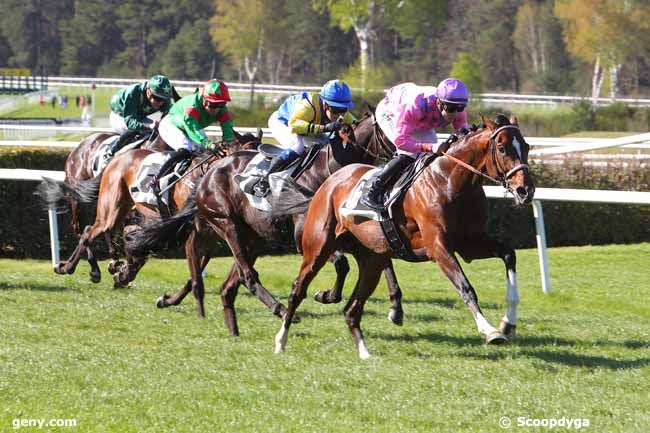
[481,114,497,130]
[256,127,263,141]
[510,114,519,126]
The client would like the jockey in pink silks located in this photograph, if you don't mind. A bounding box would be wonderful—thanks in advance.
[361,78,471,210]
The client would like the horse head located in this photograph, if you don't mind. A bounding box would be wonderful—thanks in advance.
[334,114,395,166]
[479,114,535,205]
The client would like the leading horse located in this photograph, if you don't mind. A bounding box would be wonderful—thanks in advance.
[126,115,408,336]
[275,114,536,358]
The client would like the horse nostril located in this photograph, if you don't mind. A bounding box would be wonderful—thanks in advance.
[516,186,527,197]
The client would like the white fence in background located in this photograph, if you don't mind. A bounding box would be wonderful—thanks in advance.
[2,167,650,294]
[43,76,650,107]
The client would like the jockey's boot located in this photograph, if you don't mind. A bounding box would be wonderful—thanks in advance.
[361,154,414,210]
[253,149,299,197]
[148,148,190,194]
[107,129,139,157]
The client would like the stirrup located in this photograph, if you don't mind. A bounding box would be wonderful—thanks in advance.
[252,179,270,197]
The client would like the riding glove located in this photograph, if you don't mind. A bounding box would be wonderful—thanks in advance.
[323,120,342,133]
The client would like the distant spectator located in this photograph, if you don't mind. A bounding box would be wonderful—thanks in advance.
[39,95,45,106]
[79,95,86,108]
[60,95,68,109]
[75,95,80,107]
[51,96,57,108]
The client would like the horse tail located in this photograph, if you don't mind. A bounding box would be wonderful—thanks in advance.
[61,175,102,205]
[35,177,71,211]
[125,204,198,258]
[268,177,314,216]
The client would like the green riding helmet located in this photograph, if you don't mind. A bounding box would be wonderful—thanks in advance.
[147,75,173,100]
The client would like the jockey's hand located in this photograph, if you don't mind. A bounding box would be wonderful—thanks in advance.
[421,143,435,153]
[323,120,342,133]
[470,123,480,132]
[459,127,469,135]
[152,120,160,130]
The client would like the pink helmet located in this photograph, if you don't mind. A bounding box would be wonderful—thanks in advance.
[435,78,469,105]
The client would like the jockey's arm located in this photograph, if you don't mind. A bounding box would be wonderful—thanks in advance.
[181,109,208,145]
[122,92,149,131]
[215,108,236,142]
[288,100,321,135]
[452,110,470,133]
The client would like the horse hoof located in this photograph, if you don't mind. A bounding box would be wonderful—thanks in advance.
[485,331,508,345]
[314,290,342,304]
[388,306,404,326]
[155,295,169,308]
[90,271,101,284]
[499,320,517,338]
[107,260,124,275]
[112,274,128,289]
[53,263,66,275]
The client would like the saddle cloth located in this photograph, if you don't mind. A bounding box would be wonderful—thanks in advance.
[91,134,149,177]
[129,153,191,207]
[233,144,304,212]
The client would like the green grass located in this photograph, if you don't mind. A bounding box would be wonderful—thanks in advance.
[1,244,649,432]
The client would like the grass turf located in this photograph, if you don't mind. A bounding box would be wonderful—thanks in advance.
[0,243,648,432]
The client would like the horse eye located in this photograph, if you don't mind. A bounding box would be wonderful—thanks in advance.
[498,145,506,155]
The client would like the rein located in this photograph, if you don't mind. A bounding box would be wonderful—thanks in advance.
[442,125,529,188]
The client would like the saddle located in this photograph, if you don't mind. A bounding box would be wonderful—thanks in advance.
[339,153,438,261]
[130,152,192,212]
[91,131,153,176]
[234,142,324,211]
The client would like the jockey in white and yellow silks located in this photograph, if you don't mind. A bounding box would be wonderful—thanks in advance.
[254,80,356,197]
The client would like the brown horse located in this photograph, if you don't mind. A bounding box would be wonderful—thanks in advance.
[274,114,536,358]
[126,115,408,336]
[38,130,171,282]
[47,132,257,303]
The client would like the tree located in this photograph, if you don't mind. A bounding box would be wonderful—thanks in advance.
[513,1,571,93]
[211,0,289,107]
[555,0,650,102]
[450,52,482,95]
[313,0,399,94]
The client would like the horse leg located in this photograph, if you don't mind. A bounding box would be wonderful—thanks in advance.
[107,231,125,275]
[344,253,385,359]
[274,241,334,354]
[185,229,206,318]
[220,263,242,336]
[54,224,103,280]
[431,241,507,344]
[382,260,404,326]
[206,218,286,318]
[313,251,348,304]
[456,235,519,338]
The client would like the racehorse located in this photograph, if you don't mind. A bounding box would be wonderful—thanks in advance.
[126,115,408,336]
[274,114,536,359]
[44,131,258,304]
[38,130,170,282]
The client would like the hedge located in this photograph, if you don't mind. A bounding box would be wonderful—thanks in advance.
[1,145,649,259]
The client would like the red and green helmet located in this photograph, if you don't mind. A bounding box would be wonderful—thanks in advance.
[202,79,231,104]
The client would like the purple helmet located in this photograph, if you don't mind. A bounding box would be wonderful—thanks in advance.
[435,78,469,105]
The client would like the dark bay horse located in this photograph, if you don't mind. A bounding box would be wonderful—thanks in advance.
[274,114,536,358]
[126,116,407,336]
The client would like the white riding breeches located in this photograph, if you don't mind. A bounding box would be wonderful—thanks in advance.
[268,111,330,155]
[158,116,199,152]
[375,98,438,158]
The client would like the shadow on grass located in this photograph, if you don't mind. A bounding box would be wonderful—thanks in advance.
[0,281,71,292]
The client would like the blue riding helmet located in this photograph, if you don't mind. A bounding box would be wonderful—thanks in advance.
[319,80,354,109]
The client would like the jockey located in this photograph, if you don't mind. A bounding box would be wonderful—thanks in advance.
[253,79,356,197]
[360,78,471,210]
[148,79,235,193]
[107,74,175,156]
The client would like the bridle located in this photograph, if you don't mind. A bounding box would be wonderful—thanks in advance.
[441,125,529,189]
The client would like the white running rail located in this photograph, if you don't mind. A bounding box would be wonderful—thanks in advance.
[2,167,650,294]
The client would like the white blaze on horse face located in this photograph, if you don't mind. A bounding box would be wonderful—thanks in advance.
[502,269,519,325]
[512,136,523,160]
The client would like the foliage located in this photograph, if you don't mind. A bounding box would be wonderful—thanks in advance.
[449,52,483,95]
[1,245,649,432]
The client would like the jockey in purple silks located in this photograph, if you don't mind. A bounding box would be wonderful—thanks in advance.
[361,78,471,210]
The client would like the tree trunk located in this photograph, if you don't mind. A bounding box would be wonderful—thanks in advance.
[609,63,621,101]
[591,55,605,105]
